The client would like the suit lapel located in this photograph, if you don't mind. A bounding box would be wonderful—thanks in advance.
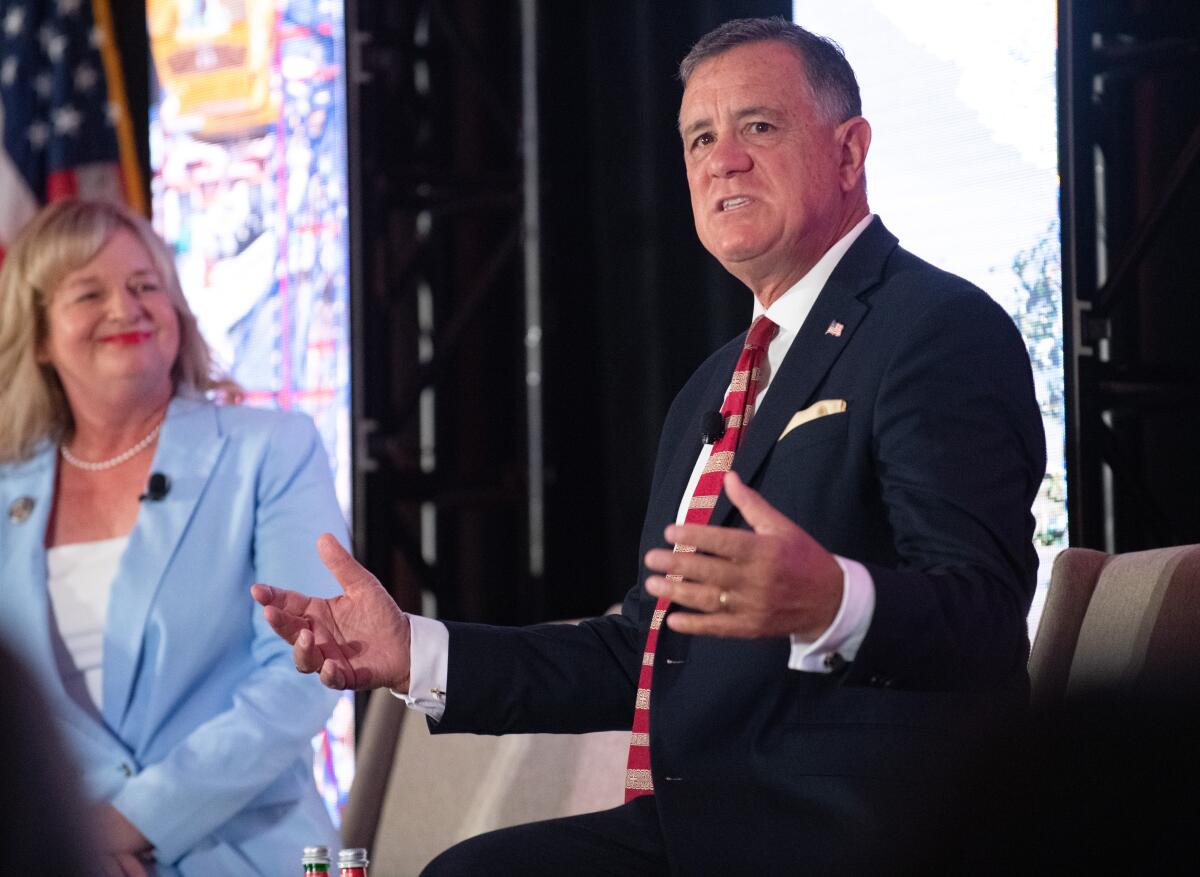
[649,340,744,539]
[708,219,898,528]
[102,397,227,729]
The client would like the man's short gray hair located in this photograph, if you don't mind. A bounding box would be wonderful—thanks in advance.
[679,16,862,124]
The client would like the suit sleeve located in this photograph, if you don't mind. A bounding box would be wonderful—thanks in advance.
[109,415,343,863]
[433,611,643,735]
[845,289,1045,691]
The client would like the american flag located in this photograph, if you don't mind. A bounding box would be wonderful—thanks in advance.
[0,0,139,261]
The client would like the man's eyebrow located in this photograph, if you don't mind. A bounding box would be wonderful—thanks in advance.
[678,115,711,139]
[678,105,785,138]
[735,105,784,123]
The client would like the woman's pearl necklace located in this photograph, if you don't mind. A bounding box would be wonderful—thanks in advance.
[60,421,163,472]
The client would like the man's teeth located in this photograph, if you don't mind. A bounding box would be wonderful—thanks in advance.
[721,197,750,211]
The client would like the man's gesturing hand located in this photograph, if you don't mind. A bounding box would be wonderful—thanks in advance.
[643,471,843,640]
[251,533,412,692]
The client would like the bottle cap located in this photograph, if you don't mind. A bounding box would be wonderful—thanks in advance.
[338,848,369,867]
[303,846,332,865]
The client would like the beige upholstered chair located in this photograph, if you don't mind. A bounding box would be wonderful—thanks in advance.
[340,611,630,876]
[340,693,628,876]
[1028,544,1200,708]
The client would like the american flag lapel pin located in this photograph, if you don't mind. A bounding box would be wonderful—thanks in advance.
[825,320,844,337]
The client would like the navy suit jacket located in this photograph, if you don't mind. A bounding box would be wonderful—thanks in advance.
[434,218,1046,872]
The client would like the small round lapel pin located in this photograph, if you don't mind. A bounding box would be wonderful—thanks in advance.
[8,496,35,524]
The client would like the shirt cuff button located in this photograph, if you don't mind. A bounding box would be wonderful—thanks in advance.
[823,652,846,671]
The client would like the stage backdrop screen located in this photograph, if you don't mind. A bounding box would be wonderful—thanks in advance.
[146,0,354,825]
[794,0,1066,630]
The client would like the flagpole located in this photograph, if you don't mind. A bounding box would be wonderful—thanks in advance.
[90,0,145,216]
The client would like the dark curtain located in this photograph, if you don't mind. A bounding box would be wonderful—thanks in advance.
[538,0,787,619]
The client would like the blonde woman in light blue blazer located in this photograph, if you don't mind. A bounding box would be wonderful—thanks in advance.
[0,200,343,875]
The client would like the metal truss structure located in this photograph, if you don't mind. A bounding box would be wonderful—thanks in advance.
[1060,0,1200,550]
[347,0,542,622]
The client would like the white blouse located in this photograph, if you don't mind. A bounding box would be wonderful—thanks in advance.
[46,536,128,713]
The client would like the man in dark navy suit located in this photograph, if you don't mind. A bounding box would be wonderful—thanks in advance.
[255,16,1045,875]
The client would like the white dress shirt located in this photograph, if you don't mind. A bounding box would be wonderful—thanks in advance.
[401,214,879,718]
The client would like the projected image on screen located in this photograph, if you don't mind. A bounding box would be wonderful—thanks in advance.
[147,0,351,518]
[795,1,1065,628]
[146,0,353,824]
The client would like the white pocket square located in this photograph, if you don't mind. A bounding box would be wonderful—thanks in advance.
[778,399,848,441]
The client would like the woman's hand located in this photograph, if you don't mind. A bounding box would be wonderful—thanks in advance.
[92,802,153,857]
[102,852,150,877]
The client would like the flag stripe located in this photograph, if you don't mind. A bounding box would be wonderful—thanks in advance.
[0,0,134,260]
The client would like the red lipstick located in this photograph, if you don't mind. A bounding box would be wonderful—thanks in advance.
[101,331,153,345]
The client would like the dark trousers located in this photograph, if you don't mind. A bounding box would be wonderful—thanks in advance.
[420,796,669,876]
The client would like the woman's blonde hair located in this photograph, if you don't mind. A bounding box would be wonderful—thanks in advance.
[0,199,235,463]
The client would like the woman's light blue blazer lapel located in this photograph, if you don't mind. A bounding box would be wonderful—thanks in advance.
[2,447,60,684]
[0,445,131,756]
[101,397,227,732]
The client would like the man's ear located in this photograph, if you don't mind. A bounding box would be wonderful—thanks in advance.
[837,116,872,192]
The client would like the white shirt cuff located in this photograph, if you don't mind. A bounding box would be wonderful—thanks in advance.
[389,613,449,721]
[788,556,875,672]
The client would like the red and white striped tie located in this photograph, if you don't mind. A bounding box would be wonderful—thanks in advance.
[624,315,779,800]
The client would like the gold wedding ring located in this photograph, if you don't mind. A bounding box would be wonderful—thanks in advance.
[718,589,730,611]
